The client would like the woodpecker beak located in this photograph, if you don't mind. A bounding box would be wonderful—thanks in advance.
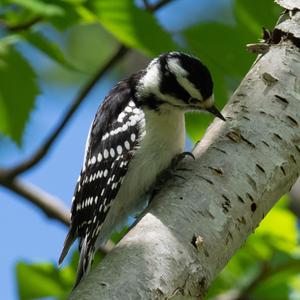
[206,105,226,121]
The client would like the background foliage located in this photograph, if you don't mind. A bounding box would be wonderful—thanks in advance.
[0,0,299,299]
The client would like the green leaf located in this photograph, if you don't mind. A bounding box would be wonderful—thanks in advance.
[234,0,280,36]
[0,43,39,144]
[46,0,84,30]
[184,23,254,79]
[7,0,64,17]
[85,0,177,56]
[250,252,300,300]
[16,261,73,300]
[22,31,77,70]
[249,199,298,253]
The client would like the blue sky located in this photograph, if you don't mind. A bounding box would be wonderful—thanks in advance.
[0,1,232,299]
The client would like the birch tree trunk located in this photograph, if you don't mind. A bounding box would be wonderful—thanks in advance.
[69,1,300,299]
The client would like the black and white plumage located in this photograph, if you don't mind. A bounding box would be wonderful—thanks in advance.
[58,52,225,287]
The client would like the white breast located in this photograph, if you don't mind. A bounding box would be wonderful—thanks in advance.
[95,105,185,248]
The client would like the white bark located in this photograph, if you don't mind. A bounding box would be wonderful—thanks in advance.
[69,3,300,299]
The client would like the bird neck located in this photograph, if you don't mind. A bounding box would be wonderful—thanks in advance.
[142,106,186,154]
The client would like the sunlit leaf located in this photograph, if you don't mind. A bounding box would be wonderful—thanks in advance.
[0,43,39,144]
[47,0,83,30]
[85,0,177,56]
[250,252,300,300]
[250,200,298,253]
[184,23,254,79]
[22,30,78,70]
[65,23,117,73]
[7,0,64,17]
[235,0,280,36]
[16,262,73,300]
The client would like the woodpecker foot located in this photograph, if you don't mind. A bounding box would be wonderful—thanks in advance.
[171,151,195,167]
[149,151,195,203]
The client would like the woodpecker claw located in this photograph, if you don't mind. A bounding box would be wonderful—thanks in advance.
[172,151,195,166]
[181,151,195,160]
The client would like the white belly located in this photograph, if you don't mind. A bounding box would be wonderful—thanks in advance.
[95,107,185,248]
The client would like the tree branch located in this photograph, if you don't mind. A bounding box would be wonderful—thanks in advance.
[0,171,70,226]
[69,4,300,299]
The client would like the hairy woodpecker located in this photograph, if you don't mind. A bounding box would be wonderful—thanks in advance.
[59,51,225,287]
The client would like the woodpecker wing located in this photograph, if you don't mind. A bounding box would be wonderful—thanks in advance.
[59,80,144,285]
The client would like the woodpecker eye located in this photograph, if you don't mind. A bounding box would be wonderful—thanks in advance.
[188,98,199,105]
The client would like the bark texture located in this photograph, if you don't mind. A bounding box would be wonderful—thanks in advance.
[70,3,300,299]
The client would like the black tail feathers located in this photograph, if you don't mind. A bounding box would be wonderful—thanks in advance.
[73,236,94,289]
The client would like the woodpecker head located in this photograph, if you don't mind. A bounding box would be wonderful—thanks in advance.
[135,52,225,121]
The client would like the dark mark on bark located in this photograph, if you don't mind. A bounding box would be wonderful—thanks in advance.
[212,146,227,154]
[222,204,229,213]
[237,93,246,97]
[262,141,270,147]
[222,194,231,202]
[242,116,250,121]
[280,166,286,176]
[273,133,283,140]
[290,154,297,164]
[286,115,298,127]
[227,131,241,143]
[204,249,209,257]
[240,134,256,148]
[237,195,245,203]
[225,231,233,245]
[262,72,278,85]
[191,235,197,249]
[275,94,289,105]
[208,166,224,175]
[199,277,207,289]
[196,175,214,185]
[246,174,257,191]
[237,216,246,224]
[251,203,257,212]
[272,28,300,48]
[256,163,266,173]
[247,192,254,202]
[205,209,215,219]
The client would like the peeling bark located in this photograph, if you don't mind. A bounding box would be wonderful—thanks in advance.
[69,4,300,300]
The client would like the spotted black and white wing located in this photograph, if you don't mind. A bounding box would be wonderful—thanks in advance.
[58,79,144,286]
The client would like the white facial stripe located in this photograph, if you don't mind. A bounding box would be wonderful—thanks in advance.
[137,61,184,106]
[139,58,161,95]
[167,58,203,101]
[201,95,214,108]
[167,58,188,76]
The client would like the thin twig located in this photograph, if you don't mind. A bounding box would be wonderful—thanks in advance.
[149,0,173,11]
[4,45,128,178]
[142,0,150,9]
